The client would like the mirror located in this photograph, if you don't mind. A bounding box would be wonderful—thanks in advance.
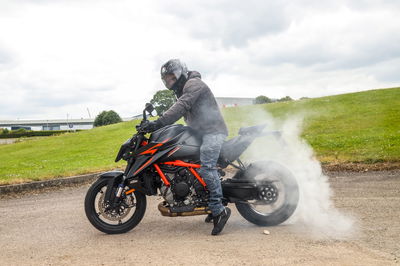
[142,103,155,120]
[145,103,154,113]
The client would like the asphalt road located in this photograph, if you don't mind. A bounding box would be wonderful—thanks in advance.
[0,170,399,265]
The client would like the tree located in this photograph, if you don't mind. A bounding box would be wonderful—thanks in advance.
[255,95,272,104]
[278,96,293,102]
[94,110,122,127]
[150,89,175,116]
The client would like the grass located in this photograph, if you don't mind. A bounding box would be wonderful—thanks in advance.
[223,87,400,163]
[0,87,399,184]
[0,121,140,185]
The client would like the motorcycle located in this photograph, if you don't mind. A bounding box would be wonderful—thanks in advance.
[84,103,299,234]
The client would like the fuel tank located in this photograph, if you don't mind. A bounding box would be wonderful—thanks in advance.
[150,124,202,162]
[149,124,255,165]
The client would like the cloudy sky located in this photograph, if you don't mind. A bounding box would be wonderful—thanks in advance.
[0,0,399,120]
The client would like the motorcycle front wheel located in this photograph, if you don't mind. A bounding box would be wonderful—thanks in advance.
[84,178,146,234]
[234,161,299,226]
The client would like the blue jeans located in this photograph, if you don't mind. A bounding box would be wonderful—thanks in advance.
[197,133,227,216]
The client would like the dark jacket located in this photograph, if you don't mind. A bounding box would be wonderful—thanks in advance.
[158,71,228,136]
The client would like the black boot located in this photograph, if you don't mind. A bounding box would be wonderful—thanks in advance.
[211,207,231,235]
[205,213,213,223]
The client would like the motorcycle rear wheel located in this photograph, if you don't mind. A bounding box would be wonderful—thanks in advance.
[85,178,146,234]
[234,161,299,226]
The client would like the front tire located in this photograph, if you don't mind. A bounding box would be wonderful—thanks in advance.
[85,178,147,234]
[234,161,299,226]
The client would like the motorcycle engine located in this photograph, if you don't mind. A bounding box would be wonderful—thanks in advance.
[160,168,206,207]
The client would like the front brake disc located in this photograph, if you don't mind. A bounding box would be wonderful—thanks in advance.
[97,191,132,221]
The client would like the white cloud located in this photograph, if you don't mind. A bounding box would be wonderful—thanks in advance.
[0,0,399,119]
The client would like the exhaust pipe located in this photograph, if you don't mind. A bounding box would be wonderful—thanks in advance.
[158,202,211,217]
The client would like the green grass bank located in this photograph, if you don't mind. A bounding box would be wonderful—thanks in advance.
[223,87,400,163]
[0,87,399,185]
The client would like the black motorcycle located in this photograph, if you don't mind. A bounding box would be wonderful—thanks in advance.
[85,103,299,234]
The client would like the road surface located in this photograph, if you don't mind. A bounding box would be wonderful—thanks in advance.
[0,170,399,265]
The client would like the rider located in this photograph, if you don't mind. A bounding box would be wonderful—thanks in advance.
[143,59,231,235]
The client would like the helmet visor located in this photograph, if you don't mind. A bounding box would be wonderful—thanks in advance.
[161,73,178,89]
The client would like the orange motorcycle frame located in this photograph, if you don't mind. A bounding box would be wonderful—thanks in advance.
[153,160,207,188]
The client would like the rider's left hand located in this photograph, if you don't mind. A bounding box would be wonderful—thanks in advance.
[141,120,162,133]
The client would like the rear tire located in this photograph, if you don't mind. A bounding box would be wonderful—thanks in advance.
[85,178,147,234]
[234,161,299,226]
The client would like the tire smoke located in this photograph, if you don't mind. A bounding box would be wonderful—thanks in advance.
[239,109,356,239]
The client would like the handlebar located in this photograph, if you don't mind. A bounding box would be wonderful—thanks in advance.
[135,120,148,133]
[142,110,147,122]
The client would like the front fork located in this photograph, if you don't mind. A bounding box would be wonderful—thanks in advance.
[106,175,128,209]
[110,146,139,204]
[115,183,125,198]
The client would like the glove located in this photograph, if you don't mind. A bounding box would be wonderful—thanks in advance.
[141,120,162,133]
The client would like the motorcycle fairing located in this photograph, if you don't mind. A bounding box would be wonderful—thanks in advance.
[127,126,203,179]
[133,137,172,157]
[115,138,132,162]
[127,146,176,178]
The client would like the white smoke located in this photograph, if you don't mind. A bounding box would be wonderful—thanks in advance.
[239,108,356,239]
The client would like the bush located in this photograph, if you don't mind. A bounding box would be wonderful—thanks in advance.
[0,130,81,139]
[278,96,293,102]
[15,128,27,133]
[255,95,273,104]
[94,110,122,127]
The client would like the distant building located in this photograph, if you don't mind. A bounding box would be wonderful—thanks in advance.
[215,97,255,108]
[11,126,31,131]
[0,117,136,131]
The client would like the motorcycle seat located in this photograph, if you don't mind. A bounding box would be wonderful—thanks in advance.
[220,135,252,163]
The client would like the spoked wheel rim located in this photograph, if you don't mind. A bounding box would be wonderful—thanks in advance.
[94,185,138,226]
[247,173,286,216]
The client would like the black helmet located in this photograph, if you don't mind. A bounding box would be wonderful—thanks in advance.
[160,59,188,91]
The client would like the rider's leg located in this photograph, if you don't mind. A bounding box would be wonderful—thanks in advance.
[198,133,226,217]
[198,133,230,235]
